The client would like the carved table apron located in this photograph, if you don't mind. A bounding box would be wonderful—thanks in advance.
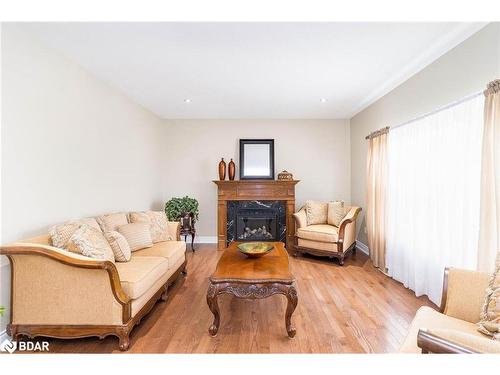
[206,278,298,338]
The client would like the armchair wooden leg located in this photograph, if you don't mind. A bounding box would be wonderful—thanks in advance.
[339,256,345,266]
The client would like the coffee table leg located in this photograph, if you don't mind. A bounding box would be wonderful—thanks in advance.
[285,284,298,338]
[206,282,220,336]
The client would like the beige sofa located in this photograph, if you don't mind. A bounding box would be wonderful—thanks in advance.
[293,205,361,265]
[400,268,500,353]
[0,218,186,351]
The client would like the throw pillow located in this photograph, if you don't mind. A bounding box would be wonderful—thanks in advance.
[477,252,500,340]
[67,225,115,261]
[72,217,101,232]
[327,201,346,227]
[49,217,102,248]
[104,231,131,262]
[96,212,129,232]
[129,211,171,243]
[305,201,328,225]
[118,222,154,251]
[49,222,81,248]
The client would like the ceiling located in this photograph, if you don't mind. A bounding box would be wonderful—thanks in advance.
[22,22,486,119]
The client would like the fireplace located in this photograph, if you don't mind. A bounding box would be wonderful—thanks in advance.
[227,200,286,245]
[213,180,299,250]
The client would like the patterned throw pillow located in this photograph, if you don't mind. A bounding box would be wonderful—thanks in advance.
[49,218,102,248]
[96,212,129,232]
[118,222,154,251]
[129,211,171,243]
[73,217,101,231]
[104,231,131,262]
[327,201,346,227]
[478,252,500,340]
[305,201,328,225]
[49,222,81,248]
[67,225,115,261]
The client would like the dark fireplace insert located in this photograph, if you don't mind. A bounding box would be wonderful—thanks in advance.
[227,200,286,245]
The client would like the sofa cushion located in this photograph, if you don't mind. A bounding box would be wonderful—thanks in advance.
[305,201,328,225]
[133,240,186,268]
[478,252,500,340]
[399,306,485,353]
[129,211,171,243]
[115,256,169,299]
[298,238,339,253]
[96,212,129,232]
[66,225,115,262]
[104,231,131,262]
[297,224,338,243]
[327,201,346,227]
[118,222,153,251]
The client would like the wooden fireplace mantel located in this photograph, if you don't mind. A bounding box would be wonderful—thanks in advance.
[213,180,300,250]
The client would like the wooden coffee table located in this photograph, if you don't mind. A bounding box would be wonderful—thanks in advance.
[206,241,298,338]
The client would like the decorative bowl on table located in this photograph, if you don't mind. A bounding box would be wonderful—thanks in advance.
[237,242,274,258]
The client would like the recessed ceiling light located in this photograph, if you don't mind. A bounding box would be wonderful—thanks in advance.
[184,99,191,103]
[320,98,327,103]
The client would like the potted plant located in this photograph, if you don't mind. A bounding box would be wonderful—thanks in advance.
[0,306,5,317]
[165,196,199,222]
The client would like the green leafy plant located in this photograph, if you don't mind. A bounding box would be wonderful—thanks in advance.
[0,306,5,317]
[165,196,199,222]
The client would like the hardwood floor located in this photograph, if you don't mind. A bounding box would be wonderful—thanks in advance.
[41,244,434,353]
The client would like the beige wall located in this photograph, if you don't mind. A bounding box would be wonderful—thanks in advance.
[0,25,165,331]
[161,119,351,238]
[350,23,500,245]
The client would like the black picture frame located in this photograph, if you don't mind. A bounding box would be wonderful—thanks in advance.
[239,139,275,180]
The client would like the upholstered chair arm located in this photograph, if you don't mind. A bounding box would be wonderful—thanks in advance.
[440,268,490,323]
[337,207,361,251]
[167,221,181,241]
[293,207,307,231]
[417,329,500,354]
[0,243,131,325]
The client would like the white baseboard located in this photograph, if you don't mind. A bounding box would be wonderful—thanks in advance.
[356,241,369,255]
[190,236,217,244]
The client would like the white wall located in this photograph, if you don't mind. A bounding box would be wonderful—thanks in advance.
[161,119,351,238]
[350,23,500,245]
[0,25,165,332]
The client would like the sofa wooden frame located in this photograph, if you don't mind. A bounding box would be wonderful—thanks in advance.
[293,207,361,266]
[0,243,187,351]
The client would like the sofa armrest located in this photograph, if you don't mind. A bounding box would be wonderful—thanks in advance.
[293,207,307,231]
[417,329,479,353]
[338,207,361,248]
[167,221,181,241]
[0,243,131,324]
[440,268,490,323]
[418,329,500,354]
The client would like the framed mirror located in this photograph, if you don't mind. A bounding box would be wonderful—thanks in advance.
[239,139,275,180]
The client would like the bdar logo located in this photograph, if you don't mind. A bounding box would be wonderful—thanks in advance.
[0,339,17,353]
[0,338,49,353]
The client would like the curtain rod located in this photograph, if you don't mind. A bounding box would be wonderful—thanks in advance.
[365,90,483,140]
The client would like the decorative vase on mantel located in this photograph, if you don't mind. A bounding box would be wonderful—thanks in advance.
[218,158,227,180]
[228,159,236,180]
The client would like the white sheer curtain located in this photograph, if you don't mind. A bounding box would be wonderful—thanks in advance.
[386,94,484,305]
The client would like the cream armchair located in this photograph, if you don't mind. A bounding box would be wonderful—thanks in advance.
[400,268,500,353]
[293,205,361,265]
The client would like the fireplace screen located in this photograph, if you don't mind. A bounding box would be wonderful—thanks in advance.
[236,209,277,241]
[226,200,286,245]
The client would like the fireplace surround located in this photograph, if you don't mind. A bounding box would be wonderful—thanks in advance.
[213,180,299,250]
